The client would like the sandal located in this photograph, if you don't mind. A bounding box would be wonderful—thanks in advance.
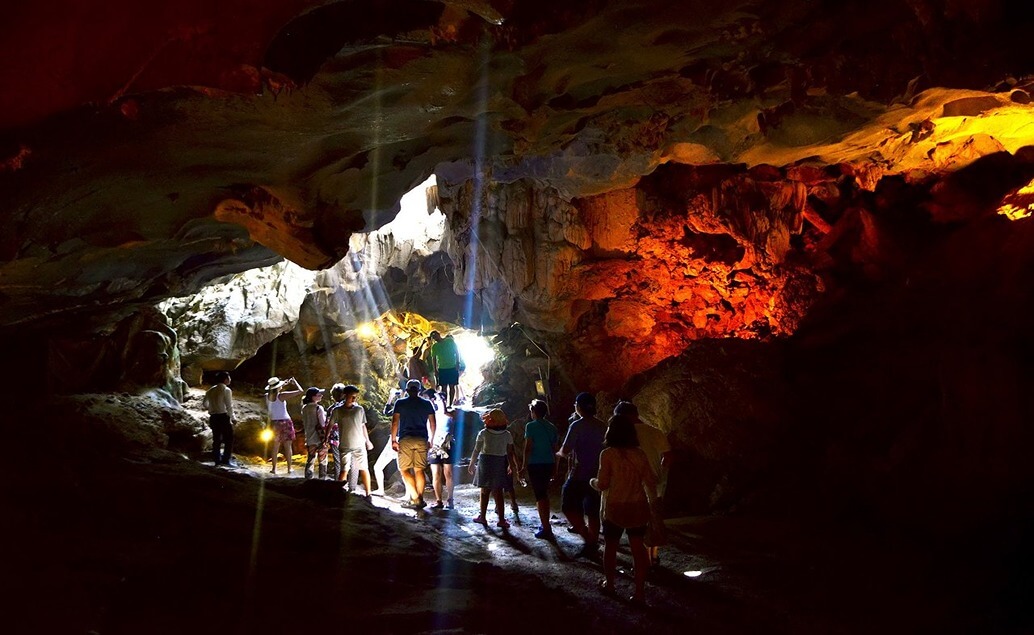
[497,518,511,529]
[472,515,487,524]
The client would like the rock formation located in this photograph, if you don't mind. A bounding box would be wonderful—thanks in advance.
[2,0,1034,561]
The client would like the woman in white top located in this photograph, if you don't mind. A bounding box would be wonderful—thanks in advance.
[468,409,518,528]
[266,376,302,474]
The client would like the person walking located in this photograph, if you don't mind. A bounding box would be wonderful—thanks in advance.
[521,399,559,539]
[591,414,658,605]
[390,379,436,508]
[331,384,375,497]
[557,392,607,558]
[425,389,456,509]
[614,400,672,567]
[469,409,518,529]
[202,371,236,466]
[301,387,327,479]
[266,376,302,474]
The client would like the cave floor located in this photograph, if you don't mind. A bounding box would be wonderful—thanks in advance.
[9,441,1013,635]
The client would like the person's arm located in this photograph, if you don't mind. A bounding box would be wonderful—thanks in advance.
[506,442,517,476]
[391,413,400,452]
[522,435,533,473]
[556,422,576,458]
[591,450,611,491]
[468,431,483,475]
[278,378,303,401]
[426,413,436,449]
[226,387,235,424]
[202,389,211,411]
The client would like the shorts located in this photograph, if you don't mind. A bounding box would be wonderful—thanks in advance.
[561,478,600,518]
[437,367,459,386]
[527,463,553,501]
[428,447,455,465]
[396,436,428,471]
[272,419,295,443]
[602,520,647,541]
[341,447,369,471]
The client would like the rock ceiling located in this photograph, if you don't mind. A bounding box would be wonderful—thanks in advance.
[2,0,1033,351]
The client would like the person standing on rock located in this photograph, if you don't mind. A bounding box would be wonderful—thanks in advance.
[521,399,560,539]
[429,331,462,409]
[557,392,607,559]
[202,371,236,466]
[391,379,436,508]
[301,387,328,479]
[614,400,672,567]
[331,384,375,497]
[266,376,302,475]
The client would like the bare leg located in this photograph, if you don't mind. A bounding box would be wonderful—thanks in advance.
[372,445,394,494]
[479,488,490,519]
[564,509,587,539]
[282,441,293,473]
[536,499,551,531]
[603,535,619,590]
[413,465,427,503]
[629,535,649,601]
[443,465,454,504]
[399,468,417,501]
[359,470,372,496]
[586,515,600,547]
[431,464,443,503]
[493,489,505,521]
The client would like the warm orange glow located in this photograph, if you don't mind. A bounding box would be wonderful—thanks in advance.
[998,179,1034,221]
[355,322,378,338]
[259,428,274,443]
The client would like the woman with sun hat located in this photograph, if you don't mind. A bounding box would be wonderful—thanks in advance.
[265,376,302,474]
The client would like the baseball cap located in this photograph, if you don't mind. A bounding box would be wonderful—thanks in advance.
[574,392,596,407]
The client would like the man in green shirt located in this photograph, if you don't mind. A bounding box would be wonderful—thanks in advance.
[428,330,462,408]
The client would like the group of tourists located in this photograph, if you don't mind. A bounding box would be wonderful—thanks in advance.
[203,365,672,605]
[460,391,671,605]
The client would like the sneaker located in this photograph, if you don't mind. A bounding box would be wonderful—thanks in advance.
[432,500,445,509]
[401,500,422,509]
[534,528,555,540]
[497,518,511,529]
[472,515,487,524]
[444,498,454,510]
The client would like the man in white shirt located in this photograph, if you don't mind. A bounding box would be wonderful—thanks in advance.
[202,371,236,466]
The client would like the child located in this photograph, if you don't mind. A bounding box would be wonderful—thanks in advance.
[468,409,518,528]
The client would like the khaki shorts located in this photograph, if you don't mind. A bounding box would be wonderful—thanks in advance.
[397,436,429,471]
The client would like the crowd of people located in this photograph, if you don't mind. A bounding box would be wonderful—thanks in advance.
[201,340,672,605]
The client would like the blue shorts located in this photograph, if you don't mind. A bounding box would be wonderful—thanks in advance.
[562,478,600,518]
[437,367,459,386]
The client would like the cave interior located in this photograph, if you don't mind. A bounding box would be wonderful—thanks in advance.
[4,0,1034,632]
